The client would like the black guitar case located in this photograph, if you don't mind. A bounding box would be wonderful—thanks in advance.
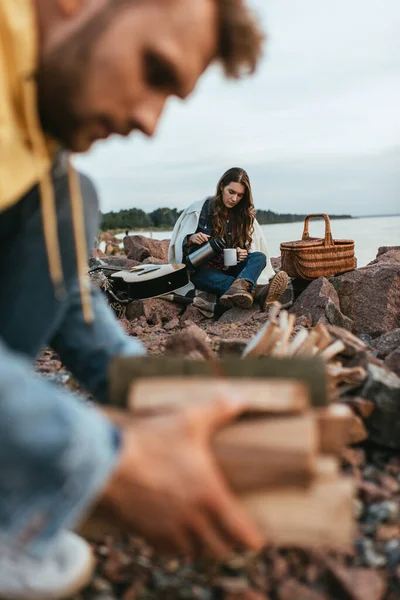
[110,263,190,300]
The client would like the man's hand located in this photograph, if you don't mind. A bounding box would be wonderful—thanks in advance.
[237,248,248,261]
[189,232,210,245]
[100,393,263,559]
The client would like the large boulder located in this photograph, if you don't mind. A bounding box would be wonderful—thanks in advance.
[289,277,353,330]
[331,247,400,337]
[124,235,170,263]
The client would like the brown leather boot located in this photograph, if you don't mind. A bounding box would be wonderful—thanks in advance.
[253,271,289,311]
[220,278,254,309]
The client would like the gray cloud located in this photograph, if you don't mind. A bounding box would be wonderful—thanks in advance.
[76,0,400,216]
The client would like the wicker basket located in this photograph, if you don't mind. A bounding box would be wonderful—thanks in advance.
[280,214,356,280]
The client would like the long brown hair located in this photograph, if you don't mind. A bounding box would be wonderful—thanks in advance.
[212,167,255,250]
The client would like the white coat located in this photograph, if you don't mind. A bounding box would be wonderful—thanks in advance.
[168,199,275,285]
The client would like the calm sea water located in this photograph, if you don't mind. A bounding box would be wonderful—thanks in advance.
[119,215,399,268]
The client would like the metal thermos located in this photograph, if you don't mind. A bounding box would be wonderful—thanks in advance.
[185,237,226,272]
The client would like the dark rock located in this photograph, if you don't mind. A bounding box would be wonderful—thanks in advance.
[367,502,399,525]
[165,324,213,359]
[371,329,400,359]
[142,256,166,265]
[278,579,327,600]
[124,235,169,263]
[126,298,182,326]
[376,525,400,542]
[359,363,400,449]
[123,236,150,262]
[295,313,313,328]
[180,305,207,324]
[218,306,259,325]
[101,255,140,270]
[278,280,294,309]
[289,277,353,330]
[358,333,374,347]
[385,539,400,569]
[326,560,387,599]
[219,338,249,357]
[377,246,400,258]
[369,248,400,266]
[385,349,400,377]
[271,256,281,271]
[331,253,400,336]
[164,317,180,331]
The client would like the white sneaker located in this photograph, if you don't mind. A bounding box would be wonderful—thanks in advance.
[0,531,95,599]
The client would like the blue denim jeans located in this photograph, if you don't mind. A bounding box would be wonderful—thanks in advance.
[0,157,144,557]
[191,251,267,297]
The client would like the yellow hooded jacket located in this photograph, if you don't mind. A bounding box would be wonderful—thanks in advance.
[0,0,93,322]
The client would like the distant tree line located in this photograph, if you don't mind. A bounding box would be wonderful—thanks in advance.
[256,210,352,224]
[100,206,352,231]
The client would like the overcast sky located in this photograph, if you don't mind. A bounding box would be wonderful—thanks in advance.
[76,0,400,217]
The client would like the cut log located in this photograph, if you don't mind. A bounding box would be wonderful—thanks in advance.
[129,378,310,415]
[313,323,333,351]
[294,329,321,357]
[316,404,353,455]
[268,301,282,324]
[348,414,369,444]
[326,364,367,386]
[319,340,346,361]
[109,356,328,408]
[286,328,309,356]
[242,322,281,358]
[326,325,368,356]
[241,474,354,550]
[272,314,296,357]
[213,415,318,492]
[344,396,375,419]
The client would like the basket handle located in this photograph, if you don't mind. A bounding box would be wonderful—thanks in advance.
[302,214,333,246]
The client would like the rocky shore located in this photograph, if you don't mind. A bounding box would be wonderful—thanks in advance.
[37,238,400,600]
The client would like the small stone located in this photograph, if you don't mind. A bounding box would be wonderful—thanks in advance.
[353,499,364,520]
[367,501,399,525]
[355,539,386,568]
[326,560,387,600]
[385,539,400,569]
[92,577,114,593]
[214,576,249,593]
[164,317,180,331]
[270,552,289,582]
[380,474,400,494]
[278,579,327,600]
[219,338,249,357]
[342,448,366,468]
[363,465,382,483]
[359,481,391,503]
[377,524,400,542]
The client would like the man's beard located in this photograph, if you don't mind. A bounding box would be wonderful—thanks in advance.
[36,53,85,149]
[35,9,112,149]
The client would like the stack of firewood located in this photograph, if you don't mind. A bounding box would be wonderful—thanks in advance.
[129,374,355,551]
[242,302,370,444]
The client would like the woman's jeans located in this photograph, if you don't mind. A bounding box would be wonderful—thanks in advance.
[191,251,267,297]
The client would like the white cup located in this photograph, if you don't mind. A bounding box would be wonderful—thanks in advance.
[224,248,238,267]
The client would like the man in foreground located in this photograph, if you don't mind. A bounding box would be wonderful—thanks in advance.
[0,1,265,597]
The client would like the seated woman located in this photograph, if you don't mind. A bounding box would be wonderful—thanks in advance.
[169,167,289,310]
